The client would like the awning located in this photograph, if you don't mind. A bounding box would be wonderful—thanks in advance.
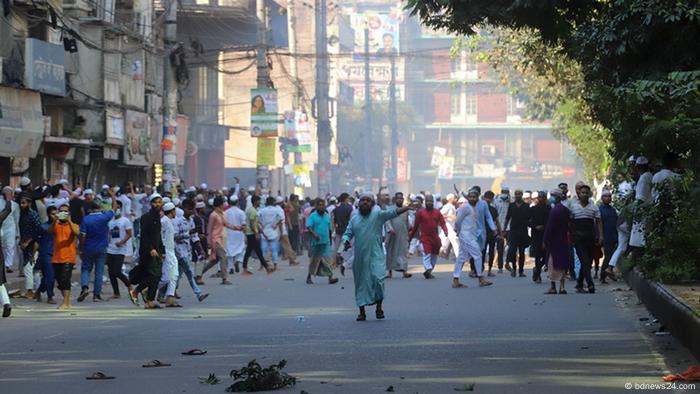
[0,87,44,158]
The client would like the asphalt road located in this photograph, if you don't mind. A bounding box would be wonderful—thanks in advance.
[0,257,696,394]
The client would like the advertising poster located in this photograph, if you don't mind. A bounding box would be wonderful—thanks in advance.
[256,137,276,166]
[437,156,454,180]
[250,88,279,137]
[283,110,312,153]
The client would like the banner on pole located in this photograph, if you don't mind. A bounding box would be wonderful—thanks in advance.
[251,88,279,137]
[256,138,276,166]
[283,110,312,152]
[437,156,454,180]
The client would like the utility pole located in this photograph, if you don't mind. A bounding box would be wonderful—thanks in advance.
[388,52,398,191]
[363,28,372,191]
[162,0,178,193]
[256,0,271,190]
[315,0,331,196]
[284,0,300,197]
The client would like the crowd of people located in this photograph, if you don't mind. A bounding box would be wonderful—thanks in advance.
[0,152,680,320]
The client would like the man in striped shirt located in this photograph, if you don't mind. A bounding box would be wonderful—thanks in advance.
[569,184,603,294]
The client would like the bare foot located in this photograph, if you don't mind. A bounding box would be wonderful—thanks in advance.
[452,281,467,288]
[479,279,493,287]
[57,304,71,310]
[241,270,253,277]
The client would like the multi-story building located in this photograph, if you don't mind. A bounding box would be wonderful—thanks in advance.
[403,21,580,192]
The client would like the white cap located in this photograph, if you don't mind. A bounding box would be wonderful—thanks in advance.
[162,197,171,204]
[601,189,612,196]
[57,178,69,185]
[222,186,229,192]
[446,193,455,200]
[229,195,239,203]
[149,193,162,202]
[186,186,197,193]
[200,183,208,190]
[195,201,205,209]
[163,202,175,212]
[275,196,284,204]
[83,188,94,195]
[2,186,12,193]
[208,198,214,206]
[102,184,109,190]
[14,187,21,193]
[172,198,181,206]
[19,177,31,186]
[523,192,531,199]
[628,155,636,162]
[248,186,256,192]
[635,156,649,165]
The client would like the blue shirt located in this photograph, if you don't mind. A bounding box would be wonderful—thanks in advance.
[598,203,618,245]
[38,222,54,257]
[307,210,332,256]
[80,211,114,254]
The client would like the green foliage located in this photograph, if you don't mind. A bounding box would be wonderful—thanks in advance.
[227,359,296,392]
[198,373,221,385]
[632,173,700,282]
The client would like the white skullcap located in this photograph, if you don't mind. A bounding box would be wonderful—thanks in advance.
[222,186,229,192]
[446,193,455,200]
[102,184,109,189]
[627,155,636,162]
[601,189,612,196]
[19,177,31,186]
[84,188,94,195]
[200,183,208,190]
[14,187,21,193]
[162,197,171,204]
[635,156,649,165]
[275,196,284,204]
[195,201,205,209]
[173,198,181,206]
[113,186,120,193]
[523,192,531,199]
[248,186,256,192]
[207,198,214,206]
[58,178,69,185]
[186,186,196,193]
[550,189,562,197]
[359,192,375,201]
[162,202,175,212]
[2,186,12,193]
[149,193,162,202]
[409,193,416,201]
[229,195,239,203]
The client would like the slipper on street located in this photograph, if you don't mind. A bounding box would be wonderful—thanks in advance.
[86,372,115,380]
[142,359,171,368]
[181,349,207,356]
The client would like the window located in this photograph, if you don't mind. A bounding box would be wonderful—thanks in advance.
[465,93,477,115]
[451,92,462,116]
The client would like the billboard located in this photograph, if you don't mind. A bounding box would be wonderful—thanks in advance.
[250,88,278,137]
[350,12,401,58]
[124,110,152,166]
[24,38,65,96]
[283,111,312,153]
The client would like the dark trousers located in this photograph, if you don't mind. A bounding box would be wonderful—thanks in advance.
[496,236,505,270]
[136,253,161,302]
[106,253,130,295]
[483,237,496,271]
[242,234,268,269]
[507,243,527,273]
[37,254,55,298]
[574,236,595,289]
[289,224,300,254]
[531,233,546,280]
[600,242,618,281]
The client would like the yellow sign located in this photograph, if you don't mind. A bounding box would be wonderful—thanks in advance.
[293,164,310,175]
[256,138,276,166]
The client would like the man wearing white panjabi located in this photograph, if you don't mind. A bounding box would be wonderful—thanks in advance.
[439,193,459,258]
[629,156,652,250]
[453,189,493,288]
[158,203,180,307]
[0,187,19,272]
[225,195,247,273]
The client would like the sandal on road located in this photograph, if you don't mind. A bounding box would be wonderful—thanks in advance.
[356,314,367,322]
[142,360,171,368]
[86,372,115,380]
[181,349,207,356]
[375,310,385,320]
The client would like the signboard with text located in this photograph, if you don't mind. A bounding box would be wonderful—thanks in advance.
[250,88,279,137]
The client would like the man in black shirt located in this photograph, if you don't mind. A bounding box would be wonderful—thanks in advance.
[482,191,501,276]
[529,191,551,283]
[504,190,530,277]
[332,193,353,275]
[132,193,164,309]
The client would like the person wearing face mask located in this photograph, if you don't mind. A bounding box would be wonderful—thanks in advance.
[35,205,58,304]
[493,187,511,273]
[453,189,493,288]
[106,200,136,303]
[504,190,531,277]
[569,184,603,294]
[408,194,448,280]
[49,204,81,310]
[132,193,164,309]
[543,189,570,294]
[529,191,551,283]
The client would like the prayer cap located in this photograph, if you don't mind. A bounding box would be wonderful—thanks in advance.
[523,192,531,199]
[102,184,109,189]
[57,178,69,185]
[446,193,455,200]
[550,189,562,197]
[14,187,21,193]
[195,201,206,209]
[275,196,284,204]
[248,186,256,192]
[359,191,375,201]
[149,193,162,202]
[208,198,214,206]
[200,183,208,190]
[627,155,636,162]
[229,195,239,203]
[84,188,94,195]
[173,198,181,206]
[162,197,171,204]
[163,202,175,212]
[601,189,612,196]
[222,186,229,192]
[635,156,649,165]
[19,177,31,186]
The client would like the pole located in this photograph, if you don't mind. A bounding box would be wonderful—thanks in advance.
[363,28,372,191]
[388,52,398,191]
[256,0,271,190]
[162,0,177,193]
[284,0,299,197]
[315,0,331,196]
